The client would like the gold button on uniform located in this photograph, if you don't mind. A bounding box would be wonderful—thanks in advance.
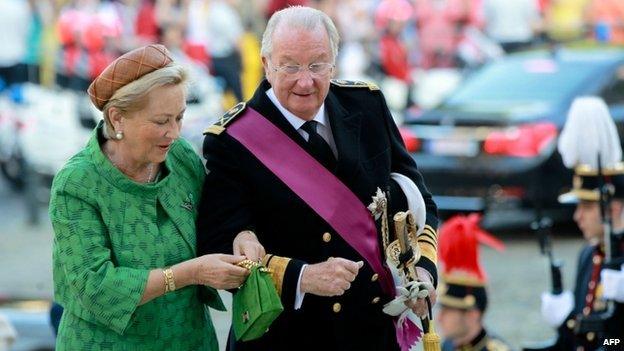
[567,319,576,329]
[372,297,380,304]
[332,303,341,313]
[323,232,332,242]
[586,332,595,341]
[371,273,379,282]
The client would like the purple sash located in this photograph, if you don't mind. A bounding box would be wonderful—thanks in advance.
[227,107,394,296]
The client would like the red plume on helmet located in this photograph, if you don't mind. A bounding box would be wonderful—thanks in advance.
[438,214,505,286]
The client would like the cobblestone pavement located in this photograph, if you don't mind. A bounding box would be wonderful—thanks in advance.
[0,176,585,350]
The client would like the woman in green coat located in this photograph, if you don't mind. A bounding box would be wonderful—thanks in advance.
[50,45,263,350]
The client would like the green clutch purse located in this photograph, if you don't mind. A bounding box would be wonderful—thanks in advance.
[232,261,284,341]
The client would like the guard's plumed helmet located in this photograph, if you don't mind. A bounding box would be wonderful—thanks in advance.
[557,97,624,203]
[438,214,505,312]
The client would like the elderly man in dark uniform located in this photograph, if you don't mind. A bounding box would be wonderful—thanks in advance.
[197,5,439,351]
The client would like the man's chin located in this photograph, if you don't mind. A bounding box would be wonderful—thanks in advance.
[288,106,318,120]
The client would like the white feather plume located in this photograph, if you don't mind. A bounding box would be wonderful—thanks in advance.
[558,96,622,169]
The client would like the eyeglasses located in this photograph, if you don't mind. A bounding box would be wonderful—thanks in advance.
[270,62,335,77]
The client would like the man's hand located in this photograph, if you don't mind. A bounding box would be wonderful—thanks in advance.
[405,267,437,318]
[233,230,266,262]
[300,257,364,296]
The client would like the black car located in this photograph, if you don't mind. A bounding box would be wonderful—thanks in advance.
[401,48,624,219]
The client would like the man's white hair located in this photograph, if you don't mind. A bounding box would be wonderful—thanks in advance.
[261,6,340,61]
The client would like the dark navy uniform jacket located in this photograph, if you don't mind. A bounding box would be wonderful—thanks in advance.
[556,236,624,351]
[197,79,439,351]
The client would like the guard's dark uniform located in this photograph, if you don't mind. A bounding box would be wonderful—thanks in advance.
[441,329,511,351]
[556,238,624,351]
[538,167,624,351]
[197,79,439,351]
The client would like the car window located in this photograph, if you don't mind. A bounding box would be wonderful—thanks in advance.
[441,58,606,117]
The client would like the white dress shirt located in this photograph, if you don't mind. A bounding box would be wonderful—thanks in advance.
[266,88,338,158]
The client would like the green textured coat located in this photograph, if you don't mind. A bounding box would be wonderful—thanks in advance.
[50,124,225,351]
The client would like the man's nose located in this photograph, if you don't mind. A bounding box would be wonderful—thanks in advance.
[294,70,314,88]
[573,206,582,223]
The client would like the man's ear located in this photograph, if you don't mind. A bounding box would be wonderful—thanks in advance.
[262,56,271,83]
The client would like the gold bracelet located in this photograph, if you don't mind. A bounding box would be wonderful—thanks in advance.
[163,267,176,293]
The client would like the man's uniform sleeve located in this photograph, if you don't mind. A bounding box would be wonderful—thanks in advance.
[262,255,307,309]
[377,89,440,287]
[196,132,254,256]
[197,105,306,309]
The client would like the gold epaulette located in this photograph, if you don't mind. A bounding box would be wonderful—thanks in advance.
[203,101,247,135]
[330,79,379,91]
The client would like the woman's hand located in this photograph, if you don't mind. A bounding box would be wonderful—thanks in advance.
[193,254,249,289]
[233,230,266,262]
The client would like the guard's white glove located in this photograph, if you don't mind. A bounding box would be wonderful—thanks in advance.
[540,290,574,328]
[601,265,624,303]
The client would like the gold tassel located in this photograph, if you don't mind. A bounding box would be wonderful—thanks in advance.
[422,323,441,351]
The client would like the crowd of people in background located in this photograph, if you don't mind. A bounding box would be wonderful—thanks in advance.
[1,0,623,109]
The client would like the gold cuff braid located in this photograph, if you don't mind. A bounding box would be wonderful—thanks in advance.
[419,225,438,263]
[262,254,291,296]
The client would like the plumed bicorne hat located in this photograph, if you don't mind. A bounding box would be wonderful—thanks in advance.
[557,96,624,203]
[438,214,505,312]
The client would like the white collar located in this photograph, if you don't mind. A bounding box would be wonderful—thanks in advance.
[266,88,327,130]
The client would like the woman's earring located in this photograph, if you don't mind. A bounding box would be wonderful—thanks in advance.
[115,131,123,140]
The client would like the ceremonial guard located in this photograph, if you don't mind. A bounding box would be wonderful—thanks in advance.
[436,214,512,351]
[532,97,624,351]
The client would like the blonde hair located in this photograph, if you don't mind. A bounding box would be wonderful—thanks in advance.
[261,6,340,62]
[101,63,188,139]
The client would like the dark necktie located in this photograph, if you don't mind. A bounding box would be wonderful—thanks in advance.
[301,120,337,170]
